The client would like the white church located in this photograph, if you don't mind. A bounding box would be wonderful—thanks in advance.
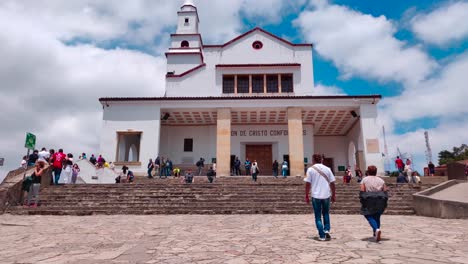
[99,0,384,176]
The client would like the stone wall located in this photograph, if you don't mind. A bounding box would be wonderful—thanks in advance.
[0,166,52,213]
[413,180,468,219]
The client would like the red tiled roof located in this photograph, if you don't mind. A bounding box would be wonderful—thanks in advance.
[99,95,382,102]
[166,63,206,78]
[216,63,301,68]
[203,27,313,48]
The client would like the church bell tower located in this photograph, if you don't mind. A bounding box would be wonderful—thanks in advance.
[166,0,204,76]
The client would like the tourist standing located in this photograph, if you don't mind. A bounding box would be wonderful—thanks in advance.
[355,166,363,183]
[28,150,39,167]
[428,161,435,176]
[207,167,216,183]
[71,163,80,184]
[38,148,50,161]
[167,159,173,177]
[234,157,241,176]
[155,156,160,176]
[404,159,414,184]
[251,160,260,182]
[61,154,74,184]
[160,157,166,178]
[26,160,48,207]
[244,158,251,176]
[395,156,404,173]
[344,166,352,184]
[281,160,288,178]
[272,160,279,178]
[304,154,336,241]
[147,159,154,178]
[51,149,66,185]
[21,156,27,169]
[196,157,205,176]
[360,165,388,242]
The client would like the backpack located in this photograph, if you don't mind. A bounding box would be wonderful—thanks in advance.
[196,161,201,167]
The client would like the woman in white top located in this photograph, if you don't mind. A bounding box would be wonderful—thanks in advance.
[404,159,414,184]
[251,161,260,182]
[360,165,388,242]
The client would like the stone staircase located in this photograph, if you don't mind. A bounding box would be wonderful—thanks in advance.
[6,176,442,215]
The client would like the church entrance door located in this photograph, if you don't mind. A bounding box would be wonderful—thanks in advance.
[246,145,272,175]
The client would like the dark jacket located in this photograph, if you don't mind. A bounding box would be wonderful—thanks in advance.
[359,191,388,215]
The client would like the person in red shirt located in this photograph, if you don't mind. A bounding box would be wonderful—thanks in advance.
[395,156,404,173]
[50,149,67,185]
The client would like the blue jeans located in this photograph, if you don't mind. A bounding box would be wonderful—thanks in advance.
[282,168,287,177]
[312,198,331,239]
[365,213,382,235]
[53,168,62,185]
[147,168,153,178]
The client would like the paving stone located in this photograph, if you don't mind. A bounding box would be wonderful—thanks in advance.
[0,214,467,263]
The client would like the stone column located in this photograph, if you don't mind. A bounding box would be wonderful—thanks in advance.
[216,108,231,177]
[287,107,304,177]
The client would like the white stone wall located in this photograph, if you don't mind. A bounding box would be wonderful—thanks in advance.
[100,103,161,173]
[314,136,348,173]
[160,124,314,165]
[359,104,385,175]
[166,30,314,97]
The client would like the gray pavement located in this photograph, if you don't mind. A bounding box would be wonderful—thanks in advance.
[430,182,468,203]
[0,214,467,264]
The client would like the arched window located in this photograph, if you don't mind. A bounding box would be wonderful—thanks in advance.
[181,40,190,48]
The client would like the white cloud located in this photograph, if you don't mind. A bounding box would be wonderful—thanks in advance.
[294,1,437,84]
[0,0,305,181]
[411,1,468,46]
[381,51,468,122]
[0,8,167,180]
[312,84,345,95]
[385,119,468,172]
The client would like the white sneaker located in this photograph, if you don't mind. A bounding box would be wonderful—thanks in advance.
[375,229,382,242]
[324,231,331,240]
[318,237,326,241]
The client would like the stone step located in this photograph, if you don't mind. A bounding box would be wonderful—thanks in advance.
[6,207,415,216]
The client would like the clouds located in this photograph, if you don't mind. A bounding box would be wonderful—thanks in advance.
[0,5,167,180]
[411,1,468,46]
[0,0,307,180]
[381,51,468,122]
[294,1,436,84]
[312,84,345,95]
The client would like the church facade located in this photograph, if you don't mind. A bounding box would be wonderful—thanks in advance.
[99,0,384,176]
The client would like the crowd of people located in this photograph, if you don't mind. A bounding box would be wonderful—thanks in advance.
[21,147,85,207]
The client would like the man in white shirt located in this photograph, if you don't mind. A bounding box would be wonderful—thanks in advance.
[304,154,336,241]
[38,147,50,161]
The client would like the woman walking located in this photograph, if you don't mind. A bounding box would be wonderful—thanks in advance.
[360,165,388,242]
[272,160,279,178]
[281,160,288,178]
[404,159,414,184]
[147,159,154,178]
[251,160,260,182]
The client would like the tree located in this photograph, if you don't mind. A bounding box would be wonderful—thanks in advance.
[438,144,468,165]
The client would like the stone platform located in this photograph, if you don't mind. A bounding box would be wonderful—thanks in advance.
[0,214,467,264]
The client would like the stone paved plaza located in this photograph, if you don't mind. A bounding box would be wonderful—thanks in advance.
[0,214,467,264]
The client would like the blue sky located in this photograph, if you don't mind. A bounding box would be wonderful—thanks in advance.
[0,0,468,180]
